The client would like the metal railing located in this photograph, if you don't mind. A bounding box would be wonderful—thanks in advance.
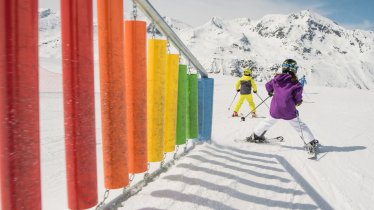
[134,0,209,78]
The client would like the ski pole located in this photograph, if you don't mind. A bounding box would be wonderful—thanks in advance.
[228,91,239,110]
[255,92,270,109]
[241,95,271,121]
[296,111,307,145]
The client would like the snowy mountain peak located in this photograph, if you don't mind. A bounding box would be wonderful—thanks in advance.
[38,8,374,90]
[294,9,335,25]
[39,8,60,32]
[296,9,313,18]
[39,8,54,18]
[163,16,192,31]
[210,17,225,29]
[182,11,374,89]
[232,17,252,26]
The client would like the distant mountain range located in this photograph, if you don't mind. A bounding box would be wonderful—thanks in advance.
[39,8,374,89]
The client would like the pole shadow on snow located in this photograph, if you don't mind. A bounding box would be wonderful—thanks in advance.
[211,142,275,159]
[206,145,277,164]
[275,156,333,210]
[208,142,334,210]
[186,155,290,183]
[176,163,304,195]
[162,174,316,209]
[198,149,284,172]
[150,190,237,210]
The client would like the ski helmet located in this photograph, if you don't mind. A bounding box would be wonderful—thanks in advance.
[243,68,252,76]
[282,59,298,75]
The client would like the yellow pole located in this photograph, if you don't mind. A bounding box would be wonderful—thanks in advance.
[164,54,180,152]
[147,39,167,162]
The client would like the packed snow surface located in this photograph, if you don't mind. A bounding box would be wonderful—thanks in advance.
[39,74,374,209]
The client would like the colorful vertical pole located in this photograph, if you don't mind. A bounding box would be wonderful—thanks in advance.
[176,65,188,145]
[0,0,41,209]
[188,74,199,139]
[147,39,167,162]
[97,0,129,189]
[164,54,180,152]
[61,0,98,208]
[186,76,190,138]
[198,78,214,141]
[124,20,148,173]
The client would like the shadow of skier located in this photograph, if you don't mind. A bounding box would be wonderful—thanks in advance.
[281,145,366,153]
[281,144,366,161]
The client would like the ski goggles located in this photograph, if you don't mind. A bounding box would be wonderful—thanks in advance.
[282,63,299,71]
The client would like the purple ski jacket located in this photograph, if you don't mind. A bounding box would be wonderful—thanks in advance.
[266,73,303,120]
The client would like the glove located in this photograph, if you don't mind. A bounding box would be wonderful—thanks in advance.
[268,92,273,97]
[253,90,257,94]
[237,89,240,92]
[296,101,302,106]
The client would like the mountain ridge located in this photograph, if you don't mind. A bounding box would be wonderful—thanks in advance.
[38,8,374,89]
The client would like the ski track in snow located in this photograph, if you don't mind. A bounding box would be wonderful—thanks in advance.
[36,73,374,210]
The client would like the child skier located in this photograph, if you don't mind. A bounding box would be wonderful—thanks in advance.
[247,59,318,153]
[232,68,257,118]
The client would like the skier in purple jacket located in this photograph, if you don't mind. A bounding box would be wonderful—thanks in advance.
[247,59,318,152]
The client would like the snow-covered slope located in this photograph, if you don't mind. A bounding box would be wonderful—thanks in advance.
[38,8,374,90]
[38,75,374,210]
[34,8,374,210]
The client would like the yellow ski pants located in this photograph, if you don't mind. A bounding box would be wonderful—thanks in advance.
[234,94,256,113]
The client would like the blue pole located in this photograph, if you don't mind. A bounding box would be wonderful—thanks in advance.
[198,78,214,141]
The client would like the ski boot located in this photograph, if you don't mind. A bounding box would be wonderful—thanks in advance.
[246,131,267,143]
[306,139,319,154]
[232,111,239,117]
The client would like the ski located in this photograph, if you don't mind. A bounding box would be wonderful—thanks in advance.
[240,115,265,121]
[234,136,284,144]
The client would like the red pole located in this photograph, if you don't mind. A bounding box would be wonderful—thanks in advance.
[61,0,98,209]
[0,1,41,210]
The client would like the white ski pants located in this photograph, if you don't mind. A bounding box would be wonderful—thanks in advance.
[253,115,315,143]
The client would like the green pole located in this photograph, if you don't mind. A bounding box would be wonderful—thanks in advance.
[176,65,187,145]
[188,74,199,138]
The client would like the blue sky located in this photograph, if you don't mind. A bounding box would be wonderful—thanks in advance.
[40,0,374,31]
[319,0,374,30]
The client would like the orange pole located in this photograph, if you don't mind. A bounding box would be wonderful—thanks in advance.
[124,20,148,174]
[97,0,128,189]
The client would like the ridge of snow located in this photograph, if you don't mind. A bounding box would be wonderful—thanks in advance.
[38,8,374,90]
